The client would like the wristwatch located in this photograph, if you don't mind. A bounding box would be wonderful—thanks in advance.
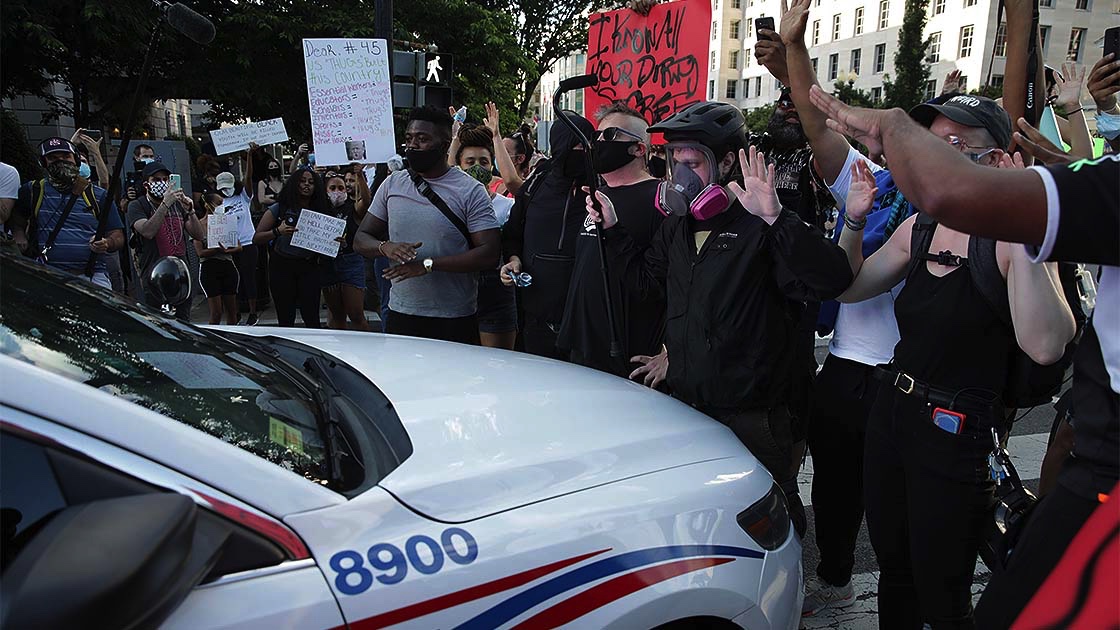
[422,258,434,274]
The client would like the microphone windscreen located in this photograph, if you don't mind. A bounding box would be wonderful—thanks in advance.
[558,74,599,91]
[166,3,215,45]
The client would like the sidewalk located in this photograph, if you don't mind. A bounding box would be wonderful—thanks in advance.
[188,297,381,328]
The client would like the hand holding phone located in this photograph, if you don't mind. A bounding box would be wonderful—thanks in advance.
[169,173,182,192]
[755,17,776,40]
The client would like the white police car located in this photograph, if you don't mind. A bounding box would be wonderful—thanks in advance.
[0,255,801,629]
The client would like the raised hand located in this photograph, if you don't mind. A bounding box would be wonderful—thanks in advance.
[1087,54,1120,112]
[779,0,812,47]
[484,102,501,138]
[1054,62,1086,112]
[809,85,888,160]
[449,106,463,137]
[845,160,878,222]
[996,151,1027,169]
[942,69,963,95]
[727,146,781,224]
[754,36,789,85]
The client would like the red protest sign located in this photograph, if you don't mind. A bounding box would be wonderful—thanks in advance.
[584,0,712,126]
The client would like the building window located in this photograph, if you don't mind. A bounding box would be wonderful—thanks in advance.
[958,75,967,91]
[730,20,741,39]
[829,53,839,80]
[730,50,739,69]
[177,113,187,136]
[991,74,1005,88]
[1075,0,1090,9]
[755,77,763,97]
[776,77,784,90]
[712,21,718,39]
[726,79,738,99]
[164,110,172,137]
[711,50,717,71]
[732,0,741,7]
[963,0,977,5]
[929,32,942,62]
[959,25,974,58]
[832,14,842,40]
[811,57,819,76]
[709,80,716,99]
[933,0,946,14]
[714,0,719,9]
[745,47,752,65]
[1039,0,1052,6]
[1040,25,1051,54]
[991,23,1008,57]
[855,7,865,34]
[747,19,753,37]
[812,20,821,45]
[874,43,887,72]
[851,48,862,74]
[1067,27,1086,61]
[924,79,938,100]
[879,0,890,29]
[871,86,883,101]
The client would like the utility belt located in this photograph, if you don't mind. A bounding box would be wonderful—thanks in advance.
[873,366,1004,434]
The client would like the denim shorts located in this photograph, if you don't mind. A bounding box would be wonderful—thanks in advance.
[477,269,517,333]
[323,251,366,289]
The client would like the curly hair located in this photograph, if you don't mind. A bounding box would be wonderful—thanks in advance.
[454,125,495,165]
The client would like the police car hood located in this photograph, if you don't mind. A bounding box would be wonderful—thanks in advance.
[245,329,756,522]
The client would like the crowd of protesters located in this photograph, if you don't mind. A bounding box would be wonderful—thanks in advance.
[1,0,1118,623]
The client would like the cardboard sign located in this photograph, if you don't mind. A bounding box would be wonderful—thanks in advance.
[291,209,346,258]
[584,0,711,125]
[206,210,239,249]
[209,118,290,155]
[304,38,396,166]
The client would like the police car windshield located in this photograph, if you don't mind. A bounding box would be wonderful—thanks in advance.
[0,256,333,486]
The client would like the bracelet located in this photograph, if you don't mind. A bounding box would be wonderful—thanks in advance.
[377,241,388,257]
[1064,107,1083,116]
[843,215,867,231]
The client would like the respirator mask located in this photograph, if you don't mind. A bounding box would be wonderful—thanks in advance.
[654,142,731,221]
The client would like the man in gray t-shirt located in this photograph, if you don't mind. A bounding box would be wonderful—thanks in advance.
[356,106,500,345]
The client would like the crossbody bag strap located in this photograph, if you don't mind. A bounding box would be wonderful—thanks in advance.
[409,170,471,245]
[42,185,88,254]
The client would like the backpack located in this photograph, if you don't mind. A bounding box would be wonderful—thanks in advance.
[908,214,1087,410]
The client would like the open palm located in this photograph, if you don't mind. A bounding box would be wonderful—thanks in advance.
[1054,62,1086,111]
[728,146,781,223]
[845,159,878,221]
[780,0,812,46]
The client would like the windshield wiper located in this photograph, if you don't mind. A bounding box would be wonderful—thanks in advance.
[302,357,348,488]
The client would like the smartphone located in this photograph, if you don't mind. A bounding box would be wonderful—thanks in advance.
[169,173,182,191]
[1105,27,1120,69]
[932,407,967,435]
[755,17,776,40]
[84,129,102,141]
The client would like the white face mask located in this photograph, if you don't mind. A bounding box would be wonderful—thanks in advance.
[328,191,348,208]
[148,180,169,198]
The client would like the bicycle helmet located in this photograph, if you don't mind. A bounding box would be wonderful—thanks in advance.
[648,102,747,154]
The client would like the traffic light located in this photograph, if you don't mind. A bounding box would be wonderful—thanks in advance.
[390,51,453,109]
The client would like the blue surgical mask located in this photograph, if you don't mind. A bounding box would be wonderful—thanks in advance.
[1097,111,1120,141]
[78,162,92,179]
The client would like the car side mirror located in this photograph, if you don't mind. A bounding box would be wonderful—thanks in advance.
[0,493,231,629]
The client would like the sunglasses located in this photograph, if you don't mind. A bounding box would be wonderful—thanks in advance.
[946,135,999,163]
[597,127,643,142]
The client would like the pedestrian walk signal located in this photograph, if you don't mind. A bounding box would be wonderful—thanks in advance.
[418,52,452,86]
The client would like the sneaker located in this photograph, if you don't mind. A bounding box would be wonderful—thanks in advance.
[801,578,856,616]
[245,313,259,326]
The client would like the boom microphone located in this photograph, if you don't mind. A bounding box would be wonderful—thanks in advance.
[558,74,599,91]
[164,2,215,44]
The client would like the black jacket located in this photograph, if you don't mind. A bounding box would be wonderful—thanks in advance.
[502,114,594,324]
[602,202,852,410]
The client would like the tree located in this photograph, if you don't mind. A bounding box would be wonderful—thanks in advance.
[470,0,612,118]
[970,83,1004,100]
[743,104,776,134]
[883,0,931,110]
[832,80,877,107]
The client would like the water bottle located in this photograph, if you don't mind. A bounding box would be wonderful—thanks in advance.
[453,107,467,124]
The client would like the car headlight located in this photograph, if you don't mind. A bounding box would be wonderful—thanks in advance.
[736,482,791,551]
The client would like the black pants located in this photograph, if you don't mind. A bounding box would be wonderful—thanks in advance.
[865,387,1000,629]
[973,476,1102,629]
[269,254,321,328]
[385,310,480,345]
[705,405,806,537]
[808,354,881,587]
[235,244,259,308]
[522,314,566,360]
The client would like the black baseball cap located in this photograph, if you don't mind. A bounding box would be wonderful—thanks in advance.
[38,137,79,158]
[909,94,1012,151]
[142,161,172,178]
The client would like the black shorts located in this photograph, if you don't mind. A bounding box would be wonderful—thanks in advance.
[200,259,239,298]
[476,269,517,334]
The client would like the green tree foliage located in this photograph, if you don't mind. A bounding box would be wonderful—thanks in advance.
[832,80,877,107]
[0,109,43,182]
[883,0,931,110]
[743,104,776,134]
[970,83,1004,100]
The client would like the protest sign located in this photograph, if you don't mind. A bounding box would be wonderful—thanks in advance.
[291,210,346,258]
[206,210,239,249]
[584,0,711,124]
[209,118,290,156]
[304,38,395,166]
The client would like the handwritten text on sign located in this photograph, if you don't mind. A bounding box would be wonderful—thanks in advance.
[206,210,239,249]
[209,118,290,156]
[291,210,347,258]
[304,38,395,166]
[584,0,710,125]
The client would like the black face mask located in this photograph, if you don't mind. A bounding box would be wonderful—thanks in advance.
[647,155,667,179]
[562,150,588,180]
[404,146,446,173]
[592,141,639,174]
